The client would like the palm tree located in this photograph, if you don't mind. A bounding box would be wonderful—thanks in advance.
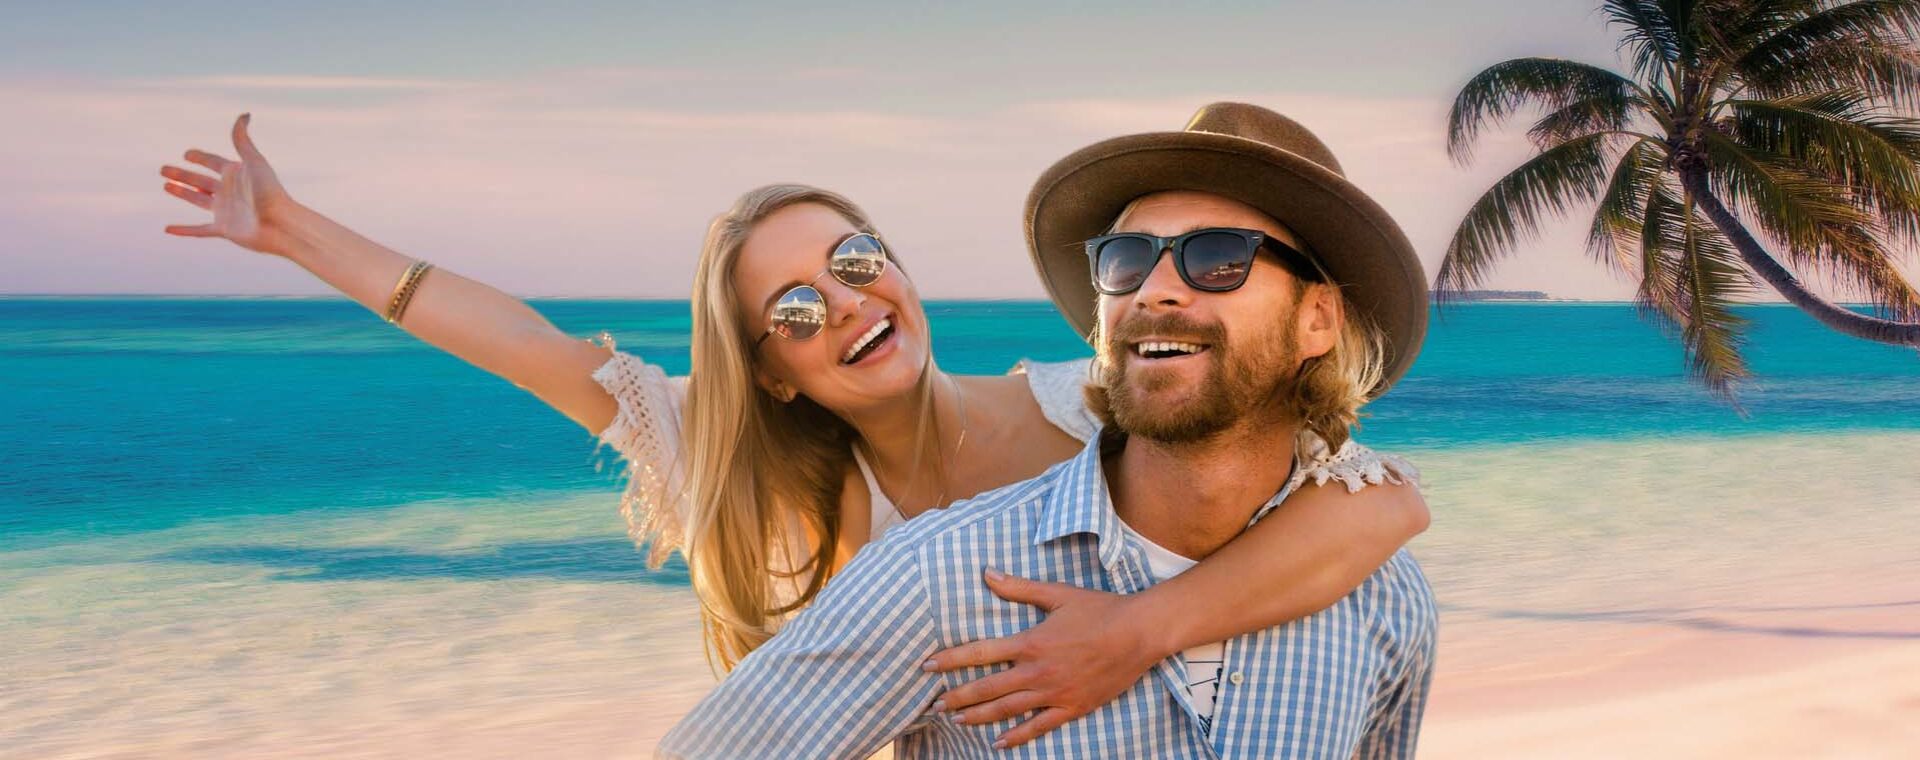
[1441,0,1920,397]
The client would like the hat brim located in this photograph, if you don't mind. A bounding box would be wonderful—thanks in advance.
[1024,130,1429,395]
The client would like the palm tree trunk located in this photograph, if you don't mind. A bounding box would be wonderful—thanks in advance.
[1679,168,1920,347]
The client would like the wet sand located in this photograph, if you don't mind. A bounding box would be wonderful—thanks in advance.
[6,432,1917,758]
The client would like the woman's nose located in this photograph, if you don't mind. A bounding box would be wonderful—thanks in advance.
[821,278,866,325]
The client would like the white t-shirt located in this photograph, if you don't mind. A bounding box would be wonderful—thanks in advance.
[1119,520,1228,732]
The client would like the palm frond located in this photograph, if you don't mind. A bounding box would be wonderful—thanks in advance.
[1718,0,1825,54]
[1737,35,1920,105]
[1725,93,1920,242]
[1448,57,1644,163]
[1589,138,1671,277]
[1640,177,1756,398]
[1604,0,1685,80]
[1637,177,1689,322]
[1703,134,1920,310]
[1660,0,1706,62]
[1703,130,1875,261]
[1671,196,1755,400]
[1734,0,1920,91]
[1703,132,1920,321]
[1526,88,1650,149]
[1438,132,1625,297]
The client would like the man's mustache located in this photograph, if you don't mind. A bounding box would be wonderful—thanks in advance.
[1105,313,1227,350]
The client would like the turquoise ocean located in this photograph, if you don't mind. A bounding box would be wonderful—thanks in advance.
[7,298,1918,545]
[4,297,1919,757]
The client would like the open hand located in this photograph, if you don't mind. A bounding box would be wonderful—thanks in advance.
[921,569,1166,749]
[159,113,294,254]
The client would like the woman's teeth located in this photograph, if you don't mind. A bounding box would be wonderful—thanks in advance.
[843,318,893,363]
[1135,341,1205,358]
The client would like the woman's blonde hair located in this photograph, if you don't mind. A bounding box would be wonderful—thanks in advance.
[675,184,942,670]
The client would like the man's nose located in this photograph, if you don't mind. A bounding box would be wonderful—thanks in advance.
[1131,247,1193,312]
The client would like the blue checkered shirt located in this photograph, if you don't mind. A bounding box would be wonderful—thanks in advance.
[658,434,1438,759]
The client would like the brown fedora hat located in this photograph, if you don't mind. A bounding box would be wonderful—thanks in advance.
[1025,101,1429,395]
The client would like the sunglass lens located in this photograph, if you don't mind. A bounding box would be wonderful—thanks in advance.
[1182,230,1256,290]
[1093,236,1158,294]
[770,286,827,340]
[829,233,888,287]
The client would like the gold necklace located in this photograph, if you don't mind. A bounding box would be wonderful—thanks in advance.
[876,373,968,518]
[940,372,970,508]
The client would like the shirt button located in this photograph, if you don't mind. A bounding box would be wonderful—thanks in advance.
[1228,672,1245,686]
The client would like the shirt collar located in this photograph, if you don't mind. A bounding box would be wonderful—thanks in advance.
[1032,428,1306,569]
[1031,433,1128,568]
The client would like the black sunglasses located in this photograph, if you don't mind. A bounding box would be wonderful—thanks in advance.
[1084,227,1324,295]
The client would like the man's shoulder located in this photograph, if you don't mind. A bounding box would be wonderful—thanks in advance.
[1358,549,1440,651]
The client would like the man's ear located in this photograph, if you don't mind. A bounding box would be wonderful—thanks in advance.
[1296,283,1340,360]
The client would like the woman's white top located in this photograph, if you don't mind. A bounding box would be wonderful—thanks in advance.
[586,337,1419,602]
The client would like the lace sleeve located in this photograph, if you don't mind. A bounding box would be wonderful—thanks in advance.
[1012,357,1101,443]
[586,331,689,566]
[1292,432,1421,494]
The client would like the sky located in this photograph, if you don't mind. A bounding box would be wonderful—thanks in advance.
[1,0,1912,300]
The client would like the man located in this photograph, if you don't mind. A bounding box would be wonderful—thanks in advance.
[658,102,1437,759]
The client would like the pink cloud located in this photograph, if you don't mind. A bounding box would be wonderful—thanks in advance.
[1,72,1909,302]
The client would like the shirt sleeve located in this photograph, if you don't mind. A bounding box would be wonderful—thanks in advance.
[1011,357,1100,443]
[585,332,691,567]
[1354,631,1435,759]
[656,540,945,760]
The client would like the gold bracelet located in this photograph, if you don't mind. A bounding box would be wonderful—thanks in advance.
[384,260,433,324]
[383,260,425,323]
[389,262,432,324]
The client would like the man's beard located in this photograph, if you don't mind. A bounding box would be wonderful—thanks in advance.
[1097,310,1299,444]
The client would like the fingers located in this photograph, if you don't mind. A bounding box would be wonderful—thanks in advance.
[994,707,1077,750]
[164,224,219,237]
[949,689,1046,728]
[932,667,1028,713]
[184,149,233,174]
[231,112,267,165]
[922,635,1022,673]
[160,165,217,194]
[218,161,244,201]
[163,180,212,210]
[983,568,1072,610]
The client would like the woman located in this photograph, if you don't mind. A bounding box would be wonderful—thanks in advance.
[159,114,1428,748]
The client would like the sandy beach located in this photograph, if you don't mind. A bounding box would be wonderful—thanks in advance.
[6,431,1917,758]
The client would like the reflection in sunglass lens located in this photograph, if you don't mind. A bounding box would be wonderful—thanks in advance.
[1094,236,1158,294]
[1182,230,1256,290]
[770,286,827,340]
[829,233,888,287]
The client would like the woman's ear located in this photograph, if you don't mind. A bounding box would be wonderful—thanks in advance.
[1296,283,1340,360]
[753,366,795,403]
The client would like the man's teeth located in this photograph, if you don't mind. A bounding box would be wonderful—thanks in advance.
[1135,341,1205,356]
[844,318,892,362]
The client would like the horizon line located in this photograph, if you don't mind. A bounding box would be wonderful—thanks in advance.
[0,293,1871,306]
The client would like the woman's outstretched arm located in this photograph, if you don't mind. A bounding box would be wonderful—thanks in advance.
[923,463,1429,747]
[161,114,619,434]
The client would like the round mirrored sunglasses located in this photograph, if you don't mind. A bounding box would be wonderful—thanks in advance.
[756,232,890,345]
